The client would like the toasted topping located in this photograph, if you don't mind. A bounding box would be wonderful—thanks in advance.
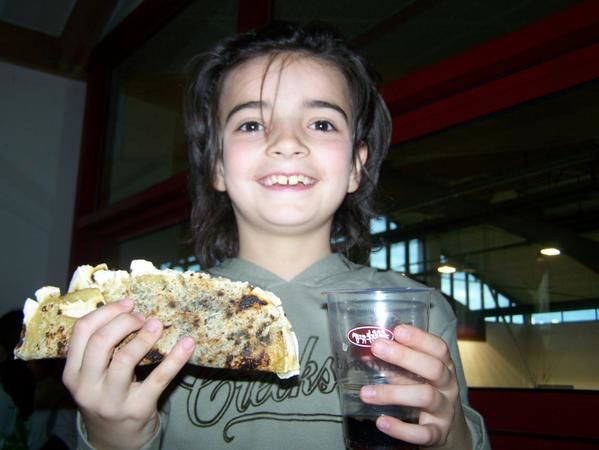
[252,287,281,307]
[239,295,267,310]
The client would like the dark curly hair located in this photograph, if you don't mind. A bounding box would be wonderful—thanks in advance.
[185,21,391,268]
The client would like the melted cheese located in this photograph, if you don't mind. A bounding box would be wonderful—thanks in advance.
[130,259,162,276]
[22,298,39,325]
[93,269,129,288]
[35,286,60,302]
[278,331,300,379]
[60,298,99,318]
[68,264,108,292]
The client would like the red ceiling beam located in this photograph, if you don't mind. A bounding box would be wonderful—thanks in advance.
[382,0,599,117]
[391,42,599,144]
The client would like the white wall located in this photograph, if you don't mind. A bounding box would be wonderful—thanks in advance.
[459,321,599,390]
[0,61,86,315]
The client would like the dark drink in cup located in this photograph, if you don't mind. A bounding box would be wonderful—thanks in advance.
[343,415,418,450]
[339,383,419,450]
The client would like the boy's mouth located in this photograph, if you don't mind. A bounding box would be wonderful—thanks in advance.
[260,174,316,186]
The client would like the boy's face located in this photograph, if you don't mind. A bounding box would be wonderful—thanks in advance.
[216,54,367,245]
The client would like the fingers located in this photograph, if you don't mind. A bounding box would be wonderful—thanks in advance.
[361,383,445,413]
[138,337,195,408]
[393,325,451,364]
[105,318,164,396]
[375,416,442,447]
[64,299,138,385]
[78,311,147,385]
[60,300,195,449]
[360,328,461,447]
[360,383,454,447]
[370,324,455,388]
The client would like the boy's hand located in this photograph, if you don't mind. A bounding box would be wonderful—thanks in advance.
[62,299,196,450]
[359,325,472,449]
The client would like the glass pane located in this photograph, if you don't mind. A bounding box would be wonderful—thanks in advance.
[512,315,524,325]
[370,247,387,270]
[498,293,511,308]
[160,255,200,273]
[118,222,193,269]
[531,312,562,325]
[440,273,451,296]
[409,238,423,273]
[483,285,496,309]
[370,216,387,234]
[468,278,482,311]
[102,0,239,204]
[483,284,499,309]
[390,241,405,272]
[453,274,466,306]
[562,309,596,323]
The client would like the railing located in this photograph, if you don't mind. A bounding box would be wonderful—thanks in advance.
[468,387,599,449]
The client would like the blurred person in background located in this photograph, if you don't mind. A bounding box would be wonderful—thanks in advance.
[1,310,77,449]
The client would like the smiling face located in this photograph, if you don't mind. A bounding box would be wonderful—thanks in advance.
[215,54,366,253]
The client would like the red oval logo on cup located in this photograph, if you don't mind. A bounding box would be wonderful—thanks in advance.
[346,326,394,348]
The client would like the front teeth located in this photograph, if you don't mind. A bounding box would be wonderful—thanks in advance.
[264,175,314,186]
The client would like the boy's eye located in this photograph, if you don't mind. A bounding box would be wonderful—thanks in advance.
[238,121,264,132]
[310,120,336,132]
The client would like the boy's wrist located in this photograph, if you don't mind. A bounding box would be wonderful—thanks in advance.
[430,404,473,450]
[80,412,161,450]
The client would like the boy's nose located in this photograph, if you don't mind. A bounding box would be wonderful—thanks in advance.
[266,131,309,158]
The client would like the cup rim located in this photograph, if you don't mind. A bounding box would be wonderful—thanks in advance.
[323,287,434,295]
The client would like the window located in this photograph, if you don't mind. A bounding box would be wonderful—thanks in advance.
[160,255,200,273]
[439,265,598,327]
[75,2,599,392]
[369,217,424,275]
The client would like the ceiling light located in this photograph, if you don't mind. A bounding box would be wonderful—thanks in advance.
[540,247,561,256]
[437,264,457,274]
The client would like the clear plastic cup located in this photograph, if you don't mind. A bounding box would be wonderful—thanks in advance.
[326,288,432,450]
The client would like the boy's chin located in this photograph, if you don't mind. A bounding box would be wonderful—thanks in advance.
[260,217,330,236]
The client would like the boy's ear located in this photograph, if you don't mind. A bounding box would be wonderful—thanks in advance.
[213,161,226,192]
[348,143,368,193]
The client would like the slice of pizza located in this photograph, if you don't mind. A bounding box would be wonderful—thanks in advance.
[14,260,300,379]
